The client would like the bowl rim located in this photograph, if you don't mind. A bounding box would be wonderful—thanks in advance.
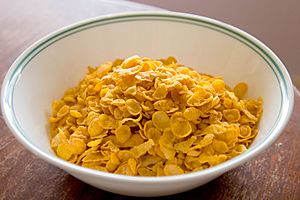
[1,11,294,183]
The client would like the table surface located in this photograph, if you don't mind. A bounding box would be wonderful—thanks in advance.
[0,0,299,199]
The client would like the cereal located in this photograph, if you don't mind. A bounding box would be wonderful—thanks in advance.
[164,164,184,176]
[223,109,241,122]
[106,153,120,172]
[88,118,104,137]
[174,136,197,153]
[50,56,263,176]
[170,112,192,138]
[98,114,116,129]
[115,125,131,143]
[69,110,82,118]
[233,82,248,98]
[125,99,142,116]
[183,107,201,122]
[153,84,168,99]
[152,111,170,130]
[131,139,154,158]
[56,143,73,160]
[138,167,157,176]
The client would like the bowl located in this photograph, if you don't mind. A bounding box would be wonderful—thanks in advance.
[1,11,294,196]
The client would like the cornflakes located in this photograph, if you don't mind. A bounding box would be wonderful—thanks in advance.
[152,111,170,130]
[170,112,192,138]
[50,56,263,176]
[115,125,131,143]
[233,82,248,98]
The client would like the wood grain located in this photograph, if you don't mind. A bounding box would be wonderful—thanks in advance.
[0,0,299,199]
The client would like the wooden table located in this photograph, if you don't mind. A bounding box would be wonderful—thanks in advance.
[0,0,299,199]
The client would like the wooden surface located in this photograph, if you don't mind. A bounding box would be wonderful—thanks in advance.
[0,0,299,199]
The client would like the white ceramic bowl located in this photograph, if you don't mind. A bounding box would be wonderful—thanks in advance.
[1,12,294,197]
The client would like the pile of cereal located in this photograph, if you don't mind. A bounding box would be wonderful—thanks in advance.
[49,56,263,176]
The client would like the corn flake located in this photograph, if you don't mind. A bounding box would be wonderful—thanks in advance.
[152,111,170,130]
[88,118,104,137]
[125,99,142,116]
[233,82,248,98]
[115,125,131,143]
[164,164,184,176]
[171,112,192,138]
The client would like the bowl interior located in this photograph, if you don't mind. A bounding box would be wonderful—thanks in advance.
[9,14,284,165]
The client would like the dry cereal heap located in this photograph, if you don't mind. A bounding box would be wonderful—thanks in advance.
[49,56,263,176]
